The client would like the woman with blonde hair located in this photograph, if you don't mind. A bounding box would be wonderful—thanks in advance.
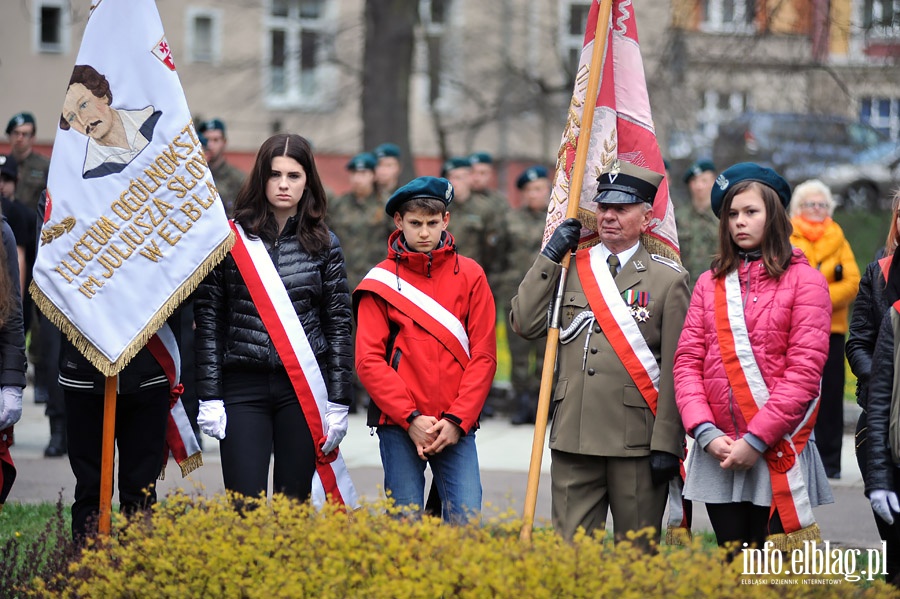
[789,179,860,479]
[847,188,900,582]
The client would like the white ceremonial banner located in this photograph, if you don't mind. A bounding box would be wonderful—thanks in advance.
[30,0,233,376]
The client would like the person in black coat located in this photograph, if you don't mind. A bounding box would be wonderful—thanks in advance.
[848,191,900,583]
[194,133,352,502]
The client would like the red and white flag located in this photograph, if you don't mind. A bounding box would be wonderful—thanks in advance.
[31,0,233,375]
[545,0,679,259]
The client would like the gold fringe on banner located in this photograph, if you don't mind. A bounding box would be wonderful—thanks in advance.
[665,525,692,546]
[158,451,204,480]
[766,523,822,553]
[29,231,235,377]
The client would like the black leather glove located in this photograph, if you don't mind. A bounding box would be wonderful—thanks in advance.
[541,218,582,263]
[649,450,681,486]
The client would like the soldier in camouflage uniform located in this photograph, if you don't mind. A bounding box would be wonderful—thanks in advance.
[328,152,392,413]
[328,152,393,291]
[7,112,49,214]
[674,158,719,288]
[373,143,403,205]
[469,151,507,206]
[504,166,551,424]
[197,119,246,217]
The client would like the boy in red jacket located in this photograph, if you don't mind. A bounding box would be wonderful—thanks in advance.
[354,176,497,523]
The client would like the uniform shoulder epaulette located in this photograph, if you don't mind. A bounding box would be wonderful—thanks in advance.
[650,254,683,272]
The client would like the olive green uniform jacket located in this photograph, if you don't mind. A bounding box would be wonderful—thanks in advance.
[509,245,690,458]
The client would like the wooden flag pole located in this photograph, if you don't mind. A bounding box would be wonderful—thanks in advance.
[98,375,117,535]
[519,0,614,543]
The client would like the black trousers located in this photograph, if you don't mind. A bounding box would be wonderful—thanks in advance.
[815,333,845,476]
[65,385,170,541]
[38,314,65,421]
[856,411,900,585]
[705,502,784,553]
[219,369,316,501]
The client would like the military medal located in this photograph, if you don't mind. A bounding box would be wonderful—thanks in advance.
[624,290,650,322]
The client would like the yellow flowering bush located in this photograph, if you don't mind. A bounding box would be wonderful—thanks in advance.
[27,492,900,598]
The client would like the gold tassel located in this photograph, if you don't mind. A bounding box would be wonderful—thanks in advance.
[766,523,821,553]
[29,231,234,377]
[178,452,203,477]
[666,525,692,546]
[641,233,682,265]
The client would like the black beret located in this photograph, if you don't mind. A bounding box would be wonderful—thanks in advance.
[440,157,471,178]
[374,143,401,159]
[385,176,453,216]
[346,152,377,171]
[6,112,35,136]
[469,152,492,165]
[594,161,663,205]
[710,162,791,218]
[197,118,226,135]
[0,155,17,180]
[516,165,549,189]
[682,158,716,183]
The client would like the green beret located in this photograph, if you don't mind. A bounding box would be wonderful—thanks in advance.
[469,152,493,165]
[346,152,377,171]
[594,161,662,205]
[710,162,791,218]
[440,157,471,177]
[374,143,401,159]
[197,118,226,136]
[385,176,453,216]
[6,112,36,136]
[516,165,548,189]
[682,158,716,183]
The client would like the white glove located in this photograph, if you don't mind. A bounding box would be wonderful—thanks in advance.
[0,386,23,431]
[870,489,900,524]
[321,402,350,454]
[197,399,227,440]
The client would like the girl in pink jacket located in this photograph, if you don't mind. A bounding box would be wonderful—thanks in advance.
[673,163,833,553]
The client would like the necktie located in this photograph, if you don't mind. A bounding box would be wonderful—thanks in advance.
[607,254,620,279]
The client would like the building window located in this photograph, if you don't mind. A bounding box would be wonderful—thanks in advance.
[265,0,334,108]
[863,0,900,37]
[34,0,69,54]
[700,0,756,34]
[186,8,221,64]
[698,90,747,141]
[560,2,592,84]
[861,96,900,140]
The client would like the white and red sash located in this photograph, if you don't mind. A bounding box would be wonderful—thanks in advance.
[146,322,202,478]
[575,246,689,538]
[576,246,659,409]
[229,222,358,509]
[356,266,470,368]
[715,271,819,541]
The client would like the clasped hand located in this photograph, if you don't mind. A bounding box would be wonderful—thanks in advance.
[408,415,462,460]
[708,436,761,471]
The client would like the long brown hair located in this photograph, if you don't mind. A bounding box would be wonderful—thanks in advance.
[0,224,16,327]
[885,188,900,256]
[232,133,330,255]
[711,180,794,280]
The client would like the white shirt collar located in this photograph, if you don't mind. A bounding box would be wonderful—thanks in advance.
[598,240,641,274]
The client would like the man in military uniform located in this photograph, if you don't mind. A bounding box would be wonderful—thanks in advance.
[373,142,403,203]
[328,152,391,291]
[197,118,245,216]
[327,152,390,413]
[510,161,690,541]
[6,112,49,213]
[469,151,506,205]
[504,166,551,425]
[675,158,719,287]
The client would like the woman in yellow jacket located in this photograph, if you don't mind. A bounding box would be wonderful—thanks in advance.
[790,179,861,479]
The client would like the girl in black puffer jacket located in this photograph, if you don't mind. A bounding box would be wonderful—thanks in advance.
[194,133,352,502]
